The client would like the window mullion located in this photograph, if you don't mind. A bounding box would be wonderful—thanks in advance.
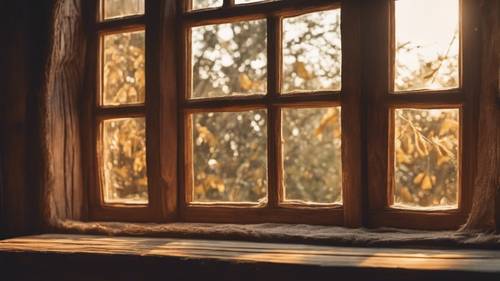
[266,16,282,208]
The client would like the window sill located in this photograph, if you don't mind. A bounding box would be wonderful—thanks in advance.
[49,220,500,249]
[1,233,500,281]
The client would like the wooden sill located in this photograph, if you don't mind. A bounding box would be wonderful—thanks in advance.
[1,234,500,281]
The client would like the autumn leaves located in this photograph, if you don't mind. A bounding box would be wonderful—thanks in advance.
[394,109,459,208]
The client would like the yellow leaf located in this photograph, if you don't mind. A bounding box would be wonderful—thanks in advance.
[314,109,339,140]
[413,172,425,185]
[437,155,450,166]
[294,61,313,80]
[400,186,414,203]
[439,118,458,136]
[134,177,148,187]
[135,69,145,88]
[196,125,217,146]
[396,150,412,164]
[421,175,433,190]
[205,175,225,192]
[133,155,145,173]
[402,135,414,154]
[239,73,253,91]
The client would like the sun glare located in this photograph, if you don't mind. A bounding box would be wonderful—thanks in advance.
[395,0,459,91]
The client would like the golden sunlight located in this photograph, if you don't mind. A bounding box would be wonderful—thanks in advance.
[395,0,459,91]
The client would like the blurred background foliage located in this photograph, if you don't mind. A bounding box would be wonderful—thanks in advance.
[103,0,144,20]
[102,118,148,203]
[102,0,460,208]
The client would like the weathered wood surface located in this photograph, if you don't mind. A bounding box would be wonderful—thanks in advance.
[462,0,500,231]
[40,0,85,225]
[1,234,500,273]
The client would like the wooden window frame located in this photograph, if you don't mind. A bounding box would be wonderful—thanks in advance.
[178,0,362,226]
[84,0,177,222]
[82,0,481,230]
[364,0,479,229]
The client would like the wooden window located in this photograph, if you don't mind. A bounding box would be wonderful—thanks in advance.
[179,0,362,226]
[86,0,170,221]
[83,0,481,229]
[366,0,478,229]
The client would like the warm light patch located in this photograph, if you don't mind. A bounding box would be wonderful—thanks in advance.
[192,0,223,10]
[394,0,459,92]
[191,20,267,99]
[102,0,144,20]
[282,9,342,93]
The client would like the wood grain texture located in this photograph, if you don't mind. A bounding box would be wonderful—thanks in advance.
[341,0,364,227]
[461,0,500,231]
[40,0,86,225]
[1,234,500,281]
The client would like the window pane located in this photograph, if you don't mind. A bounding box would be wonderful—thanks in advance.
[393,108,459,209]
[283,107,342,204]
[235,0,276,4]
[102,30,145,106]
[101,118,148,204]
[283,9,342,93]
[103,0,144,20]
[192,0,223,10]
[394,0,459,92]
[191,20,267,99]
[192,110,268,203]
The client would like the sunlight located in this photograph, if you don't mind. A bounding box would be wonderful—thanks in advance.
[395,0,459,91]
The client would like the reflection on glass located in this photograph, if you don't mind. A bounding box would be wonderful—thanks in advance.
[283,9,342,93]
[192,110,268,203]
[102,118,148,204]
[393,108,459,209]
[394,0,459,92]
[283,107,342,204]
[102,30,145,106]
[191,20,267,99]
[192,0,223,10]
[103,0,144,20]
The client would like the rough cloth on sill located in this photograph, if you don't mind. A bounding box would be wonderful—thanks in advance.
[54,220,500,250]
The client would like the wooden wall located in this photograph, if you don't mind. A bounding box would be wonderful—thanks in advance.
[0,0,52,237]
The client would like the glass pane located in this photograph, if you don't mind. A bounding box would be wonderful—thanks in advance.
[283,107,342,204]
[191,20,267,99]
[102,118,148,204]
[102,30,145,106]
[394,0,459,92]
[283,9,342,93]
[192,0,223,10]
[103,0,144,20]
[192,110,268,203]
[235,0,275,4]
[102,31,146,106]
[393,108,459,209]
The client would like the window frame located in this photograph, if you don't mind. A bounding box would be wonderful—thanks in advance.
[84,0,177,222]
[177,0,362,226]
[364,0,479,229]
[82,0,481,229]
